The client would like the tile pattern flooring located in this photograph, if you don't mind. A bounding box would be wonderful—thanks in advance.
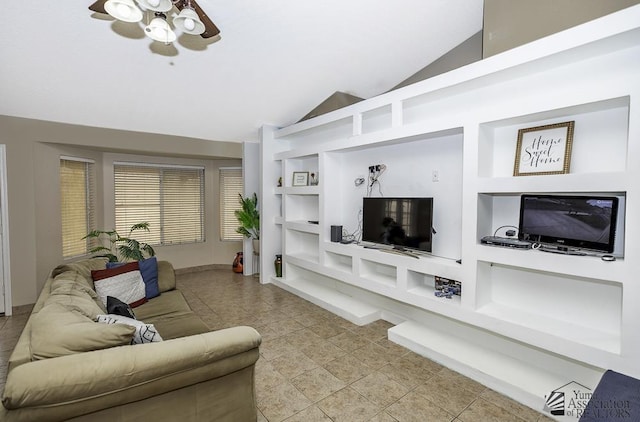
[0,268,554,421]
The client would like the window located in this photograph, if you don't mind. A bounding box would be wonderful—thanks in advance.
[60,157,96,258]
[220,167,243,241]
[114,162,205,245]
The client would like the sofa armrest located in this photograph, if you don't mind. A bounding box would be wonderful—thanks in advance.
[2,326,261,410]
[157,260,176,292]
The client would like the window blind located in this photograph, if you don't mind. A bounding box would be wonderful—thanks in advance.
[60,157,96,258]
[220,167,243,241]
[114,162,204,245]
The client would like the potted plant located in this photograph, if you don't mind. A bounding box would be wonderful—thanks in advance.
[235,193,260,254]
[83,222,155,262]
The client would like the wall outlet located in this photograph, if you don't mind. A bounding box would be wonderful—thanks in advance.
[432,170,439,182]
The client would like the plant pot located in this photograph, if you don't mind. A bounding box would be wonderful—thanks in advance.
[252,239,260,255]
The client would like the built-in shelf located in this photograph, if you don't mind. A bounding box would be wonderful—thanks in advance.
[259,6,640,414]
[389,320,604,412]
[272,272,381,325]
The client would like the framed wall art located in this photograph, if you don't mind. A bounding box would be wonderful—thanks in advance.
[513,121,575,176]
[292,171,309,186]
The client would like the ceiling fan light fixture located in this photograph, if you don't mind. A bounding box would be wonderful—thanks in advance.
[104,0,143,22]
[173,6,205,35]
[145,14,177,43]
[135,0,172,13]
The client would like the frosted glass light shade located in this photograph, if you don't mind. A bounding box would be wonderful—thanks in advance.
[104,0,143,22]
[145,16,177,43]
[173,7,205,35]
[136,0,172,12]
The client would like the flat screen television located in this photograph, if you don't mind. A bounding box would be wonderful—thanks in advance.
[518,194,619,253]
[362,197,433,252]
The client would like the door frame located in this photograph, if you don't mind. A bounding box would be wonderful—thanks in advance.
[0,145,11,316]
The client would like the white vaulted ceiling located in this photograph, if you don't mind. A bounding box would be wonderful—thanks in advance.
[0,1,483,142]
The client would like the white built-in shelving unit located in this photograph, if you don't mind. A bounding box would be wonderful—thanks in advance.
[258,6,640,415]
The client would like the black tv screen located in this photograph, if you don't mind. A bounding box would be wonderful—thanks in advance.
[518,194,619,253]
[362,197,433,252]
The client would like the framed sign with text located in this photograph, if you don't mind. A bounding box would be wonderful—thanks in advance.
[514,121,575,176]
[292,171,309,186]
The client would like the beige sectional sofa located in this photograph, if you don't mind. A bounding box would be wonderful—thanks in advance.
[1,258,262,422]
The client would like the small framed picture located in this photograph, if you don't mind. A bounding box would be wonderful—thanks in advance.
[309,172,319,186]
[514,121,574,176]
[292,171,309,186]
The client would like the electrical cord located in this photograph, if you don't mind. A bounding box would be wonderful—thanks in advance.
[493,225,519,237]
[342,208,363,243]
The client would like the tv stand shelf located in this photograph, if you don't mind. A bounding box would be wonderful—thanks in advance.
[475,246,626,282]
[259,6,640,414]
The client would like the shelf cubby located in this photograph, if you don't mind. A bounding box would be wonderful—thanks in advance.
[361,104,393,135]
[477,96,629,179]
[324,251,353,275]
[285,229,319,264]
[284,193,319,222]
[475,261,622,354]
[359,258,397,288]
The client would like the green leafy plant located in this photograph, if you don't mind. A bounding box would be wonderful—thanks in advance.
[83,222,156,262]
[235,193,260,240]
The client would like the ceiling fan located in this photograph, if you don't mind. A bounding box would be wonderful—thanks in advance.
[89,0,220,40]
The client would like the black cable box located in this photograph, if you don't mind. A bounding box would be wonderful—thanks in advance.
[481,236,531,249]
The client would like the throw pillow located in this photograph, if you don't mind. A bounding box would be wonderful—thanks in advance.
[107,257,160,299]
[31,303,135,360]
[91,262,147,308]
[107,296,136,319]
[96,314,163,344]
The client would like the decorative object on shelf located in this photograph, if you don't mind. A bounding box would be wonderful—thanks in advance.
[232,252,243,273]
[309,172,319,186]
[274,254,282,278]
[83,222,155,262]
[514,121,574,176]
[88,0,221,46]
[292,171,309,186]
[435,276,461,299]
[277,177,282,187]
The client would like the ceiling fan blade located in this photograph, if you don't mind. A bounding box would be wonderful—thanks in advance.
[88,0,108,14]
[175,0,220,39]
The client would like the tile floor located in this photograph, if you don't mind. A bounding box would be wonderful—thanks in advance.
[0,268,555,422]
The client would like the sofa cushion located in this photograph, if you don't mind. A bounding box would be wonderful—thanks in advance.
[30,303,135,360]
[51,269,94,293]
[134,290,194,319]
[92,262,147,308]
[150,314,211,340]
[107,257,160,299]
[51,257,109,287]
[50,271,107,315]
[96,314,163,344]
[134,290,210,339]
